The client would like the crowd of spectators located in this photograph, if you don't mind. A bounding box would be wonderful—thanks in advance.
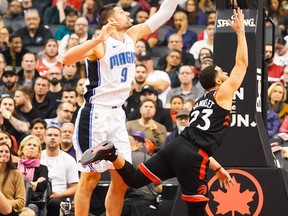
[0,0,288,215]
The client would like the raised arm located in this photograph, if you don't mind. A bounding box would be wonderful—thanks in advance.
[62,22,120,65]
[127,0,180,42]
[216,8,248,106]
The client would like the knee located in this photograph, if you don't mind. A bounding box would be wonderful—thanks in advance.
[79,172,101,191]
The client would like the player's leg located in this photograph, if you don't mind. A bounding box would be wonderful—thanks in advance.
[74,172,101,216]
[105,169,128,216]
[185,201,208,216]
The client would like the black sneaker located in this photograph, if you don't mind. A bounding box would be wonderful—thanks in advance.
[80,141,116,165]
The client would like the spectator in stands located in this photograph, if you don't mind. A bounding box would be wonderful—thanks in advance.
[137,51,171,105]
[164,109,190,145]
[17,52,40,87]
[43,0,75,25]
[165,64,204,108]
[126,98,167,151]
[2,0,25,33]
[59,17,92,51]
[32,76,58,119]
[128,85,174,133]
[32,0,52,16]
[133,9,158,47]
[14,85,45,122]
[0,54,6,83]
[159,49,182,88]
[157,33,195,69]
[54,10,79,41]
[164,10,197,51]
[0,143,29,216]
[75,77,85,107]
[265,44,284,85]
[0,65,18,97]
[189,21,214,61]
[267,109,281,139]
[62,63,78,89]
[60,122,76,160]
[124,64,148,116]
[183,0,207,25]
[197,10,216,40]
[193,55,213,91]
[117,0,141,20]
[0,0,8,17]
[198,0,215,12]
[17,135,49,216]
[0,96,30,144]
[37,39,62,77]
[266,0,288,37]
[268,81,288,123]
[45,101,74,128]
[121,135,162,215]
[80,0,102,25]
[47,66,63,102]
[169,95,184,126]
[40,126,79,216]
[15,8,54,48]
[283,65,288,103]
[29,118,47,151]
[52,0,82,11]
[61,88,79,123]
[0,26,11,52]
[183,98,195,111]
[135,38,152,56]
[21,0,33,13]
[58,33,80,60]
[274,35,288,67]
[0,129,19,163]
[2,34,28,67]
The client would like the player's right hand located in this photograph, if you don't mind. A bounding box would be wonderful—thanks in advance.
[98,22,120,41]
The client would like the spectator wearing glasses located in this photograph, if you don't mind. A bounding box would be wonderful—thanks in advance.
[165,65,204,108]
[47,66,63,103]
[2,0,25,33]
[14,8,54,47]
[59,17,92,52]
[45,101,74,128]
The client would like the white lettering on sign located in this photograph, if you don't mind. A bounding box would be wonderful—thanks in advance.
[256,68,262,112]
[217,14,256,28]
[230,114,257,127]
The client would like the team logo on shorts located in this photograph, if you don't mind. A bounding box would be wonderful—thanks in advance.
[206,169,263,216]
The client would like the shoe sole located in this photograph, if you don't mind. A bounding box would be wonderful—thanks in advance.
[80,141,114,165]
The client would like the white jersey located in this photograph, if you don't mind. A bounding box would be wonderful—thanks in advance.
[84,34,136,107]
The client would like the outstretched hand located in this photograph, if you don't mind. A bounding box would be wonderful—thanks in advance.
[216,167,234,189]
[228,7,245,32]
[98,22,120,41]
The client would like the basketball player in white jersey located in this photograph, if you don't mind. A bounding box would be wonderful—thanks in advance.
[63,1,182,215]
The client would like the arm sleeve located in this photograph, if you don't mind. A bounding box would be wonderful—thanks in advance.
[145,0,180,33]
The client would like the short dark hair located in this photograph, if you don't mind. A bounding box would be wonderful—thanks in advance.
[98,4,118,27]
[199,64,218,90]
[30,118,47,130]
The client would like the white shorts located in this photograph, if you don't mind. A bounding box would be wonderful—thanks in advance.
[73,103,131,173]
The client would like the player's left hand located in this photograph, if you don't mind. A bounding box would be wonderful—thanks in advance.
[216,167,234,189]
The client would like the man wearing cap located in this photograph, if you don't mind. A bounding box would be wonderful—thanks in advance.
[164,109,190,145]
[127,85,173,133]
[136,50,171,105]
[130,130,146,149]
[0,65,18,97]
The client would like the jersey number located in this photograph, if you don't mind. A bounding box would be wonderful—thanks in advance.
[189,109,213,130]
[121,68,128,82]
